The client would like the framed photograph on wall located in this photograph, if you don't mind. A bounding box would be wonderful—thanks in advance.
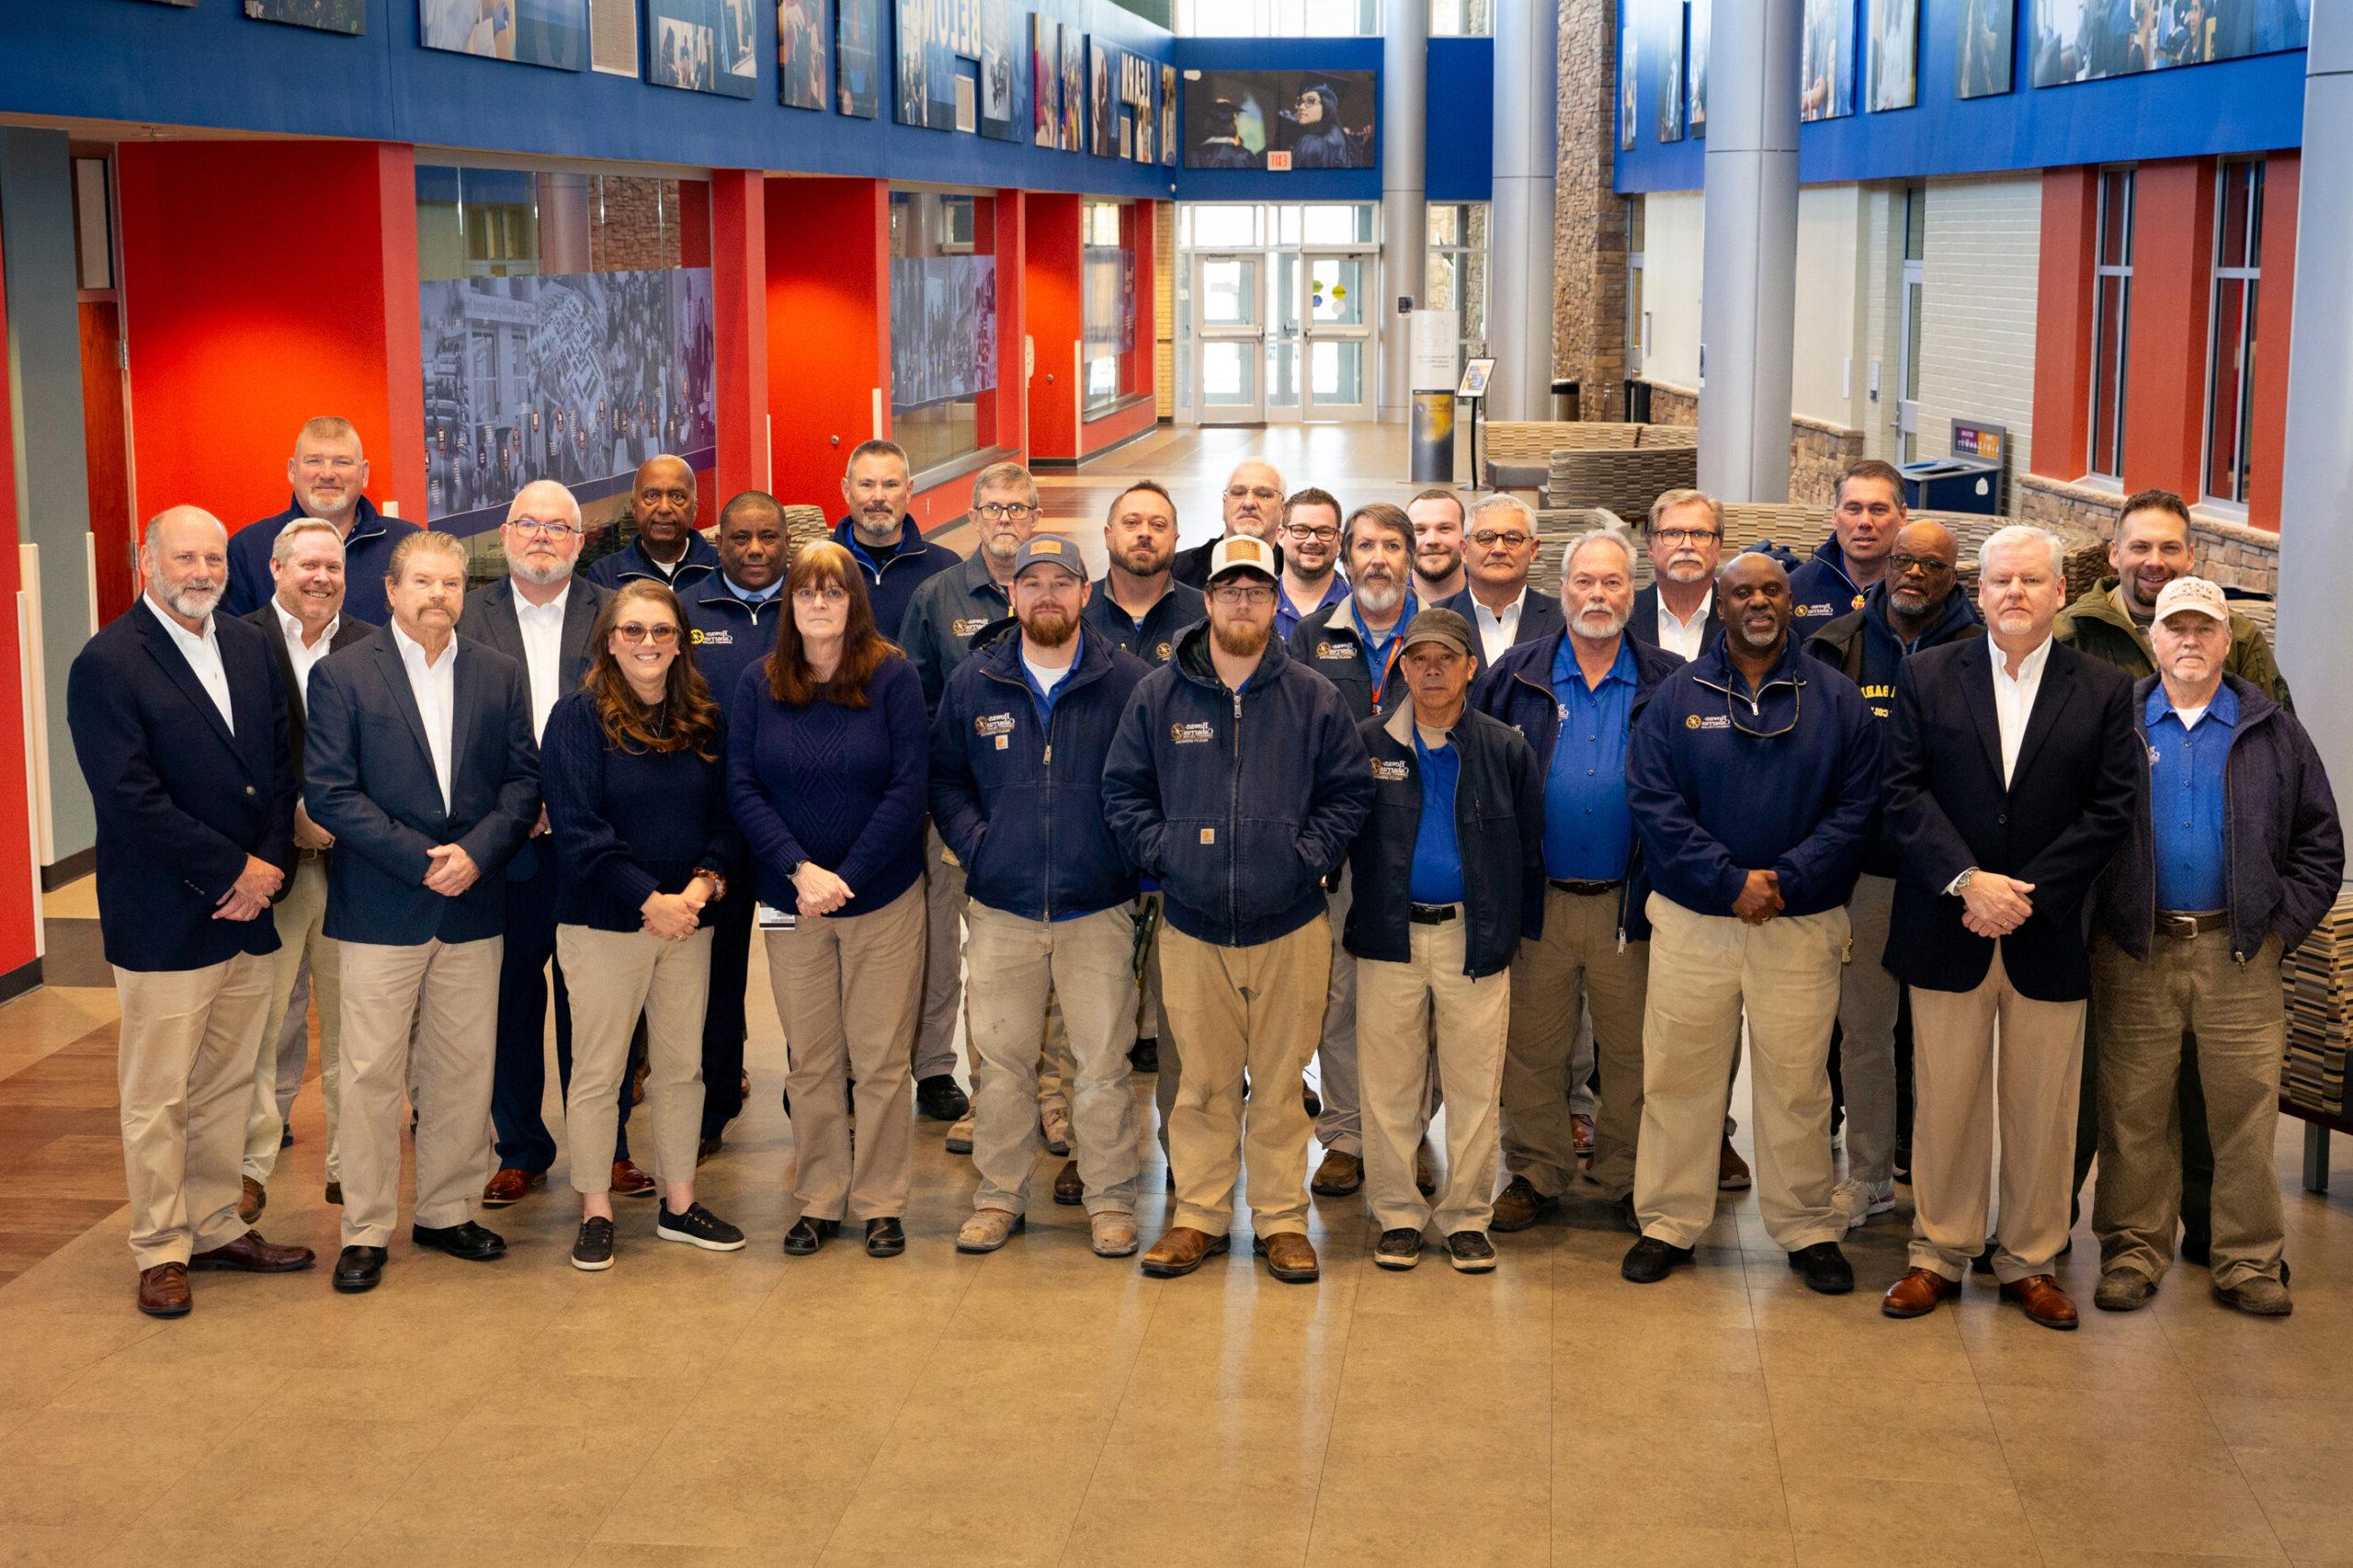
[1657,4,1684,142]
[1800,0,1856,119]
[421,0,591,70]
[1957,0,2013,97]
[1089,40,1113,156]
[1060,24,1082,151]
[1181,70,1375,169]
[1618,7,1636,152]
[2031,0,2309,87]
[1688,0,1708,136]
[1033,14,1059,146]
[835,0,878,115]
[1161,62,1177,165]
[244,0,363,32]
[779,0,829,108]
[1868,0,1918,109]
[978,0,1017,140]
[647,0,755,97]
[895,0,927,124]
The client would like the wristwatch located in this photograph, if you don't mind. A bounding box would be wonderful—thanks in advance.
[1950,867,1978,895]
[690,868,729,903]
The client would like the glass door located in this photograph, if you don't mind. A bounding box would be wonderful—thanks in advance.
[1300,249,1376,421]
[1191,252,1266,424]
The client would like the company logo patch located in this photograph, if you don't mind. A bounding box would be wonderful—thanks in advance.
[1171,722,1215,744]
[1314,641,1350,661]
[975,713,1017,737]
[1370,758,1409,781]
[1695,714,1731,730]
[951,617,992,638]
[1153,642,1172,662]
[1796,602,1835,618]
[693,628,732,646]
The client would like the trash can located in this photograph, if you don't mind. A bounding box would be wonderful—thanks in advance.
[1898,456,2000,515]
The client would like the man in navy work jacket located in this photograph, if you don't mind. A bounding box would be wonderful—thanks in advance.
[224,416,417,626]
[833,437,956,646]
[68,506,316,1318]
[1787,458,1904,635]
[2088,577,2341,1319]
[1344,608,1543,1275]
[933,535,1153,1260]
[1105,534,1373,1286]
[1620,551,1880,1297]
[1482,528,1684,1235]
[584,453,722,592]
[305,530,541,1295]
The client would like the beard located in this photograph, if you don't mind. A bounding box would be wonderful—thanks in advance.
[1733,616,1784,652]
[983,528,1023,562]
[1888,586,1935,619]
[1355,575,1404,617]
[852,509,900,545]
[1119,539,1174,575]
[1415,547,1462,583]
[510,555,570,588]
[163,578,224,621]
[1211,618,1270,659]
[1021,608,1077,648]
[1574,602,1630,640]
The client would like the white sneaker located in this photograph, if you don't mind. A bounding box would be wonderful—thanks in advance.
[1040,1105,1074,1156]
[945,1111,976,1154]
[1831,1177,1897,1232]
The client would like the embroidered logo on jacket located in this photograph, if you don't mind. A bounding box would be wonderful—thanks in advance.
[1371,759,1410,781]
[952,617,992,638]
[1171,722,1215,744]
[975,713,1016,736]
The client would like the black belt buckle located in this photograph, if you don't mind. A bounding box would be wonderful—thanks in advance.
[1548,878,1620,897]
[1408,903,1460,925]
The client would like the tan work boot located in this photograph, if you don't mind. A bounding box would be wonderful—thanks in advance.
[1140,1225,1229,1278]
[1311,1149,1362,1196]
[1090,1210,1139,1257]
[238,1176,266,1224]
[1490,1175,1555,1233]
[1254,1231,1320,1283]
[955,1208,1024,1254]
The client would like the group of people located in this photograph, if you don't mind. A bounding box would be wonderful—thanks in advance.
[71,418,2340,1333]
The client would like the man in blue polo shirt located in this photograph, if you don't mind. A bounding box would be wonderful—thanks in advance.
[225,417,418,626]
[1273,486,1348,642]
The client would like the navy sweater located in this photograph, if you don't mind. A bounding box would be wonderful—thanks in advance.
[728,653,930,918]
[543,690,742,933]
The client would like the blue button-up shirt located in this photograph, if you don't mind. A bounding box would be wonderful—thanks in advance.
[1274,573,1348,642]
[1407,724,1466,904]
[1543,636,1638,881]
[2146,680,2235,913]
[1355,593,1417,710]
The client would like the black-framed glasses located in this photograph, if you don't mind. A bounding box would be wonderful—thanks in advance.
[1653,528,1721,546]
[1285,525,1339,544]
[1211,584,1276,607]
[975,501,1035,520]
[1726,679,1802,738]
[1889,553,1954,578]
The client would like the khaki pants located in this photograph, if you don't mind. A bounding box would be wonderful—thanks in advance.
[915,822,964,1084]
[1357,915,1511,1234]
[1503,884,1649,1200]
[558,925,711,1194]
[1908,944,2084,1283]
[965,902,1140,1215]
[767,883,924,1221]
[1142,894,1185,1159]
[2092,931,2288,1291]
[1836,874,1901,1187]
[1633,896,1846,1252]
[243,853,342,1186]
[1159,915,1332,1237]
[113,952,276,1270]
[335,936,503,1248]
[1312,871,1360,1155]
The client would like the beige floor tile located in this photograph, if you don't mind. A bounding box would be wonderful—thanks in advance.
[2009,1441,2285,1559]
[2203,1395,2353,1453]
[590,1452,859,1555]
[1555,1416,1789,1531]
[2233,1446,2353,1562]
[575,1550,776,1568]
[1979,1379,2223,1451]
[2035,1551,2290,1566]
[1751,1295,1978,1385]
[1781,1476,2039,1568]
[1307,1438,1550,1566]
[818,1449,1093,1566]
[1560,1523,1796,1567]
[0,1524,117,1567]
[0,1461,167,1532]
[335,1532,585,1568]
[1767,1375,2009,1485]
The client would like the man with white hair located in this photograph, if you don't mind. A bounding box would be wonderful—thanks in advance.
[1172,459,1287,589]
[1880,524,2138,1330]
[1438,493,1565,665]
[1629,489,1725,659]
[225,417,420,626]
[67,506,316,1316]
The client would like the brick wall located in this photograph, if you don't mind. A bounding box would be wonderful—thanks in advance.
[1551,0,1629,420]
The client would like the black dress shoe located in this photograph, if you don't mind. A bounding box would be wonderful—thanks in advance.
[782,1216,837,1256]
[1614,1193,1641,1235]
[410,1221,506,1261]
[1302,1080,1322,1119]
[1620,1235,1695,1284]
[865,1217,906,1257]
[1788,1241,1856,1295]
[1129,1037,1159,1074]
[915,1075,969,1121]
[333,1245,386,1293]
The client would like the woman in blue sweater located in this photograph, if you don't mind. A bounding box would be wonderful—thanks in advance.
[545,581,745,1272]
[730,541,931,1257]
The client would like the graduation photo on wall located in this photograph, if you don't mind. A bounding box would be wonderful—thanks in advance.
[1181,69,1374,170]
[420,0,589,69]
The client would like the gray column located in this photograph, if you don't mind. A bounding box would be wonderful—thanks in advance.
[1487,0,1559,422]
[1380,5,1428,425]
[1695,0,1801,502]
[2276,10,2353,859]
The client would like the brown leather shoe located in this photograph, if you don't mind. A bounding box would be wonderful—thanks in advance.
[1052,1159,1085,1206]
[1491,1175,1556,1233]
[1570,1112,1597,1159]
[481,1167,542,1207]
[1414,1141,1438,1197]
[2000,1273,2080,1331]
[189,1231,315,1272]
[1881,1267,1961,1319]
[610,1159,655,1197]
[1254,1231,1320,1283]
[1311,1149,1362,1197]
[238,1176,266,1223]
[1717,1138,1752,1191]
[137,1262,191,1318]
[1139,1226,1230,1278]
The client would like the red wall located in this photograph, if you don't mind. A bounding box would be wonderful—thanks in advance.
[1024,192,1083,461]
[712,169,771,503]
[766,176,890,515]
[2120,159,2215,499]
[2247,153,2298,533]
[0,219,41,984]
[2030,167,2099,485]
[118,141,426,542]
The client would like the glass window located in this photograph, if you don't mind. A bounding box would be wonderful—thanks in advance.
[1428,0,1490,34]
[1302,203,1375,245]
[1188,205,1259,247]
[1426,201,1488,364]
[889,189,1001,474]
[1176,0,1378,33]
[2204,159,2264,506]
[2089,167,2134,482]
[1083,200,1139,415]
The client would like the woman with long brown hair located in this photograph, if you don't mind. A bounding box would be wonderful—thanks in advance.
[544,580,745,1271]
[728,541,930,1257]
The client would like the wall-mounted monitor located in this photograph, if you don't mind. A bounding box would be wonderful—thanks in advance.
[1182,69,1375,171]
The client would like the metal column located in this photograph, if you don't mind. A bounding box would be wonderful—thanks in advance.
[1381,0,1428,425]
[1486,0,1558,422]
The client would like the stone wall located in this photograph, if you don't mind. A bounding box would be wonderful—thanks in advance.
[1643,378,1696,426]
[1551,0,1629,421]
[2016,472,2279,595]
[1632,378,1858,506]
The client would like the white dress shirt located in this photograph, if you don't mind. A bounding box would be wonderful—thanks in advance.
[1988,633,2053,789]
[1656,588,1713,662]
[145,595,233,733]
[1468,589,1525,665]
[272,597,340,717]
[390,619,459,813]
[511,583,570,742]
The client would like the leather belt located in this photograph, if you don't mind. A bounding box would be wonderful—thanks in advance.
[1548,878,1621,897]
[2155,910,2228,939]
[1408,903,1461,925]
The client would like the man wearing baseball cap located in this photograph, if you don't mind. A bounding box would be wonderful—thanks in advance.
[2086,577,2341,1317]
[931,536,1155,1258]
[1342,608,1543,1272]
[1105,533,1373,1283]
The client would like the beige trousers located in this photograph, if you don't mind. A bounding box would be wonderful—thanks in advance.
[113,952,276,1270]
[557,924,712,1194]
[243,853,342,1186]
[1908,944,2085,1283]
[767,883,925,1221]
[915,822,964,1083]
[1158,915,1332,1237]
[1503,885,1649,1200]
[1357,915,1512,1234]
[1835,874,1902,1187]
[335,936,503,1248]
[1632,896,1847,1252]
[1313,871,1361,1154]
[965,902,1140,1215]
[2092,931,2288,1291]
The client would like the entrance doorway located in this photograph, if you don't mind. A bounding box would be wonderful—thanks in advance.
[1178,203,1380,426]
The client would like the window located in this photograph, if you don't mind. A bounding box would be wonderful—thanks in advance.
[1625,198,1646,378]
[1428,0,1490,34]
[889,190,1001,474]
[1082,200,1139,415]
[1426,203,1489,369]
[1898,184,1926,462]
[2204,159,2264,506]
[2089,167,2134,482]
[1175,0,1379,36]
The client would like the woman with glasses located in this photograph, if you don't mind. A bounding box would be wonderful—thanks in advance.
[731,542,931,1257]
[543,580,745,1272]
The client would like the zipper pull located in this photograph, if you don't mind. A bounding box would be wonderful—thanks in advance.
[1043,743,1052,764]
[1616,928,1628,953]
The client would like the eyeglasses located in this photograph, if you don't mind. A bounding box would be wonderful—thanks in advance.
[1285,525,1339,544]
[793,585,850,605]
[1653,528,1721,546]
[1889,553,1954,578]
[1726,680,1802,739]
[1211,584,1276,608]
[975,502,1035,520]
[1225,485,1281,502]
[508,519,580,539]
[615,622,679,645]
[1470,530,1532,550]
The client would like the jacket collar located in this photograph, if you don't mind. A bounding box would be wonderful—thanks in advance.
[285,494,386,547]
[1807,536,1858,595]
[834,515,927,569]
[977,619,1111,693]
[961,549,1013,599]
[2138,670,2268,733]
[1862,579,1980,651]
[1692,631,1812,694]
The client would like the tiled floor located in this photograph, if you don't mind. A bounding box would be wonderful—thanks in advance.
[7,426,2352,1564]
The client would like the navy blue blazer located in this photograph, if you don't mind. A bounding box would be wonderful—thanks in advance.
[66,600,296,972]
[303,626,541,946]
[460,574,610,884]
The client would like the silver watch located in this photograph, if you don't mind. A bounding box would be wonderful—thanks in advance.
[1952,867,1978,894]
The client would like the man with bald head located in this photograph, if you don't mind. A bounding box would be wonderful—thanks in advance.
[69,506,316,1317]
[585,454,722,593]
[226,417,420,625]
[1172,459,1288,589]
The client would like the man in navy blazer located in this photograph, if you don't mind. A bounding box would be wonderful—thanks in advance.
[1625,490,1726,659]
[1436,494,1567,668]
[1879,525,2139,1331]
[305,529,540,1293]
[67,506,317,1318]
[460,481,631,1208]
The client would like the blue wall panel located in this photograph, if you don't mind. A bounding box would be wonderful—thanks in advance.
[1425,36,1492,202]
[1167,35,1381,202]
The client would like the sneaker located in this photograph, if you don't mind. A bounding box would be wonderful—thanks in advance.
[1445,1231,1497,1274]
[655,1202,746,1252]
[956,1208,1024,1254]
[1040,1105,1074,1157]
[916,1074,970,1121]
[1374,1227,1424,1270]
[1090,1210,1139,1257]
[571,1216,616,1272]
[945,1111,976,1155]
[2094,1268,2157,1312]
[1830,1177,1896,1232]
